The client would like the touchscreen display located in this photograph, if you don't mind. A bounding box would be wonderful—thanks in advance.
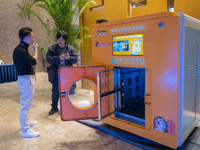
[113,34,143,56]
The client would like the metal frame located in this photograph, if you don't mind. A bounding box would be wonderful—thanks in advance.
[97,68,121,120]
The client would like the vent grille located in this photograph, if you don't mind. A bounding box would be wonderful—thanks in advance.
[188,67,194,81]
[199,65,200,76]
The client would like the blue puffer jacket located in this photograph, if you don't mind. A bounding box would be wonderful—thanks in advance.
[46,43,77,83]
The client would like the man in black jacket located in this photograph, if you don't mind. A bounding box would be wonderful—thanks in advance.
[13,27,39,138]
[46,31,77,115]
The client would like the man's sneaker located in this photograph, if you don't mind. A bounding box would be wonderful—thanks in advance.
[21,129,40,138]
[29,121,38,127]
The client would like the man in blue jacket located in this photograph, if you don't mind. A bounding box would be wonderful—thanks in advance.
[46,31,77,115]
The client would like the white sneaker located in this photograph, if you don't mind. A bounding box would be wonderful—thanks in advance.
[29,121,38,127]
[21,129,40,138]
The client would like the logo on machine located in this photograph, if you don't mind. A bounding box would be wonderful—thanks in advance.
[97,29,107,35]
[95,42,111,47]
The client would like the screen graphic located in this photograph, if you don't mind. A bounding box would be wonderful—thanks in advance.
[113,34,143,56]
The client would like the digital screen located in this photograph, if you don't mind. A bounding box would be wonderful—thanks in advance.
[112,34,143,56]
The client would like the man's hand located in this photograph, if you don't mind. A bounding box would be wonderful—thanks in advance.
[33,43,38,50]
[59,54,70,60]
[33,43,38,61]
[59,55,65,60]
[63,54,70,60]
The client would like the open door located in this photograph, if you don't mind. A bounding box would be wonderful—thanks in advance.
[59,66,105,121]
[97,68,121,120]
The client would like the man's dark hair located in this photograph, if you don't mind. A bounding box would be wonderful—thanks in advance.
[56,31,68,42]
[19,27,33,40]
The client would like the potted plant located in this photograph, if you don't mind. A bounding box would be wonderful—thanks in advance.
[17,0,98,70]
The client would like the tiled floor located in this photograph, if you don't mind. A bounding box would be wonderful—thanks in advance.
[1,72,200,150]
[0,72,142,150]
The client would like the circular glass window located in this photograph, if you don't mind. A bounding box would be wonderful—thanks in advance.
[68,79,97,110]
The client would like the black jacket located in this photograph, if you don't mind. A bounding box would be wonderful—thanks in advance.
[13,41,36,76]
[46,43,77,83]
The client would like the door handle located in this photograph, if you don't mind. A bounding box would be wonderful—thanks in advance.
[144,93,151,105]
[145,68,151,105]
[61,91,66,97]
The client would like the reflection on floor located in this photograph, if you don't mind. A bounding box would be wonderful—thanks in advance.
[1,72,200,150]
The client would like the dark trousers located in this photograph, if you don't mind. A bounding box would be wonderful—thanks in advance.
[52,74,59,107]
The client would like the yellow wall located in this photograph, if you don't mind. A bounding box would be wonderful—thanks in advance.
[174,0,200,20]
[80,0,129,65]
[131,0,167,17]
[80,0,200,65]
[80,6,105,65]
[104,1,129,21]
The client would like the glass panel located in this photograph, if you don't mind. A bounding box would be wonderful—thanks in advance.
[130,0,147,17]
[68,79,97,108]
[167,0,174,12]
[131,0,147,7]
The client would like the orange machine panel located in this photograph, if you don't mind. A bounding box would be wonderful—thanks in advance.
[59,66,105,121]
[59,12,200,149]
[92,12,180,149]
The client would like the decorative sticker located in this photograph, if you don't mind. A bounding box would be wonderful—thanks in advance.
[153,115,175,135]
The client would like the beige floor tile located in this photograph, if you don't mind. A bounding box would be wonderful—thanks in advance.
[0,72,142,150]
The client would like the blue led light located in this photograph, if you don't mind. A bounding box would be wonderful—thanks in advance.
[158,22,165,28]
[111,58,115,64]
